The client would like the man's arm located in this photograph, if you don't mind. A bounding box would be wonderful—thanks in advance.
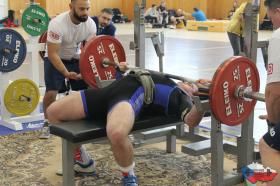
[265,82,280,123]
[47,42,79,80]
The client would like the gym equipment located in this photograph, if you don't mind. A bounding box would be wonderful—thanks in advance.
[38,31,47,60]
[0,29,27,72]
[0,1,48,132]
[21,4,49,36]
[80,35,265,126]
[4,79,40,116]
[80,36,126,88]
[131,1,165,72]
[181,2,263,186]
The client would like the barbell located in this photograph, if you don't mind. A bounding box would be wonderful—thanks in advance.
[79,35,265,126]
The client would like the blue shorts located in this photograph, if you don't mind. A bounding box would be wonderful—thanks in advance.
[44,57,88,91]
[79,74,193,121]
[263,122,280,151]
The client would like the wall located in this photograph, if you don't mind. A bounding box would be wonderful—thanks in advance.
[8,0,267,22]
[207,0,266,21]
[44,0,123,17]
[8,0,123,19]
[8,0,45,21]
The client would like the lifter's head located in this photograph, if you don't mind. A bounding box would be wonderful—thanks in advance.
[70,0,91,23]
[265,0,280,28]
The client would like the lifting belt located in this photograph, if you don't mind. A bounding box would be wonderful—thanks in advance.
[129,69,155,104]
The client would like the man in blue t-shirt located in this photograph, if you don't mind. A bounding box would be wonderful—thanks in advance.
[91,8,116,36]
[192,7,207,21]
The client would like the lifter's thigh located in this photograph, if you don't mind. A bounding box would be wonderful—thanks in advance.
[47,92,86,123]
[106,102,135,140]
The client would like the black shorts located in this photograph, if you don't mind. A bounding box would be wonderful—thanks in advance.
[44,57,88,91]
[80,74,193,121]
[263,122,280,151]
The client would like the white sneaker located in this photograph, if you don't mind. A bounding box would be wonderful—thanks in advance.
[56,159,96,176]
[74,159,96,176]
[39,126,50,139]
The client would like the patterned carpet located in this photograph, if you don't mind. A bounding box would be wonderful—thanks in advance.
[0,131,237,186]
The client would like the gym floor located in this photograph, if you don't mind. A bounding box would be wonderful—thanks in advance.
[2,23,271,185]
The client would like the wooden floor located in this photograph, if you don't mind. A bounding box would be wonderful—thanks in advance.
[10,23,272,142]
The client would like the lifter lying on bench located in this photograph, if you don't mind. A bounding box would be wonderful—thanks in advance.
[47,69,206,186]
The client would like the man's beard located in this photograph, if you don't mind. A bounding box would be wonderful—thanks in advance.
[73,9,88,22]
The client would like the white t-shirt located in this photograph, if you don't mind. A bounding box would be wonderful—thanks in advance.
[46,11,96,60]
[267,28,280,84]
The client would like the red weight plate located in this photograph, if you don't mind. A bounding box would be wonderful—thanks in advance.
[38,31,47,60]
[209,56,260,126]
[80,36,126,88]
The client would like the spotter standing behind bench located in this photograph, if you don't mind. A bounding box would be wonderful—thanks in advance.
[47,66,205,185]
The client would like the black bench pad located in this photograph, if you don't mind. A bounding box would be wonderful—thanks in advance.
[50,116,180,143]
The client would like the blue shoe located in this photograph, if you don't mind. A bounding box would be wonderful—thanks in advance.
[122,175,138,186]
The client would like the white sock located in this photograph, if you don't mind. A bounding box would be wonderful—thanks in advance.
[76,145,92,164]
[119,162,135,177]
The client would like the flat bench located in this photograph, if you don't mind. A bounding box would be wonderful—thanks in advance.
[50,116,182,186]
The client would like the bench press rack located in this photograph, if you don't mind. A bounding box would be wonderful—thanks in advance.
[50,1,266,186]
[180,96,262,186]
[180,1,265,185]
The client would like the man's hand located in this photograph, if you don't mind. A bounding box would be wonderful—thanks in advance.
[177,82,198,97]
[65,71,80,80]
[119,62,129,72]
[196,79,211,87]
[259,115,268,120]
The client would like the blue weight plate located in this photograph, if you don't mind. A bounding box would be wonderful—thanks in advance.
[0,29,27,72]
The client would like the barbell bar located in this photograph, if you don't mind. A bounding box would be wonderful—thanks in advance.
[80,35,264,126]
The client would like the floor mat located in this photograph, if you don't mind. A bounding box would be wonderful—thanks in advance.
[0,131,238,186]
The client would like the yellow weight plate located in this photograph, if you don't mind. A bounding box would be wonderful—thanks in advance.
[4,79,40,116]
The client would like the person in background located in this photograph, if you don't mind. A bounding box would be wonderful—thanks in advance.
[91,8,116,36]
[41,0,96,176]
[226,2,248,56]
[144,4,160,25]
[157,1,169,26]
[191,7,207,21]
[169,9,188,29]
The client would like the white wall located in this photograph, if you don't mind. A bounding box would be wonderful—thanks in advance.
[0,0,8,20]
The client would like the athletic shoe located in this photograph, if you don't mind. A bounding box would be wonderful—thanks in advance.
[39,121,50,139]
[122,175,138,186]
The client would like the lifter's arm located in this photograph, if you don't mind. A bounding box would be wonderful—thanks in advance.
[184,106,205,128]
[177,81,206,127]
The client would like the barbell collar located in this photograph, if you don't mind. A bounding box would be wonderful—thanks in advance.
[235,85,265,102]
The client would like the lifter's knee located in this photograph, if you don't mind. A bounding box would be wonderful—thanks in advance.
[107,128,128,145]
[46,102,61,123]
[106,102,134,145]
